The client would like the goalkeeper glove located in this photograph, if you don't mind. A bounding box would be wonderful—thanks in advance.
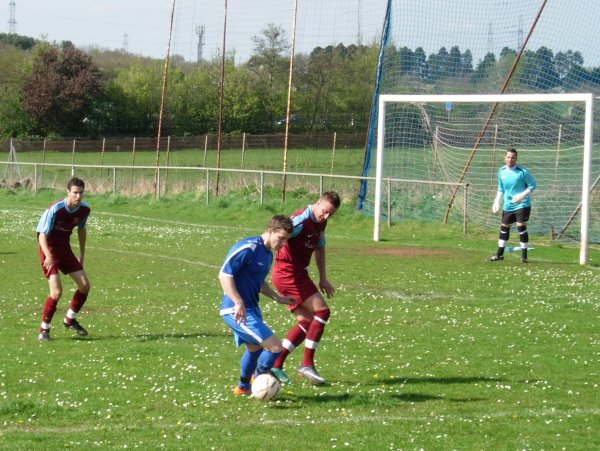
[511,188,531,204]
[492,191,502,213]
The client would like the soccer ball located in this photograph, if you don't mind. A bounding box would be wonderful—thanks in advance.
[251,373,281,401]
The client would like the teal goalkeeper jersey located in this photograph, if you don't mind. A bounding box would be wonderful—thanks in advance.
[497,164,536,212]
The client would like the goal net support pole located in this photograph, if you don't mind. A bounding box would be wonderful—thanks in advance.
[374,93,594,265]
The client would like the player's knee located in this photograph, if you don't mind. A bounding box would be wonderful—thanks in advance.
[247,344,262,354]
[295,310,314,323]
[264,339,283,354]
[80,281,91,294]
[298,320,311,334]
[77,276,91,293]
[50,288,62,300]
[315,308,331,324]
[270,343,284,354]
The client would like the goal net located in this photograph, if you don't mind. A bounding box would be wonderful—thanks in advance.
[370,94,595,264]
[359,0,600,250]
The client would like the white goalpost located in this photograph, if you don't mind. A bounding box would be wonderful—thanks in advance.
[373,93,594,265]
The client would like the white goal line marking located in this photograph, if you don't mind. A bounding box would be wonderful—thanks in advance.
[87,245,219,269]
[93,211,256,232]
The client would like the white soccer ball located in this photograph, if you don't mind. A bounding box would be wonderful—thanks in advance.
[251,373,281,401]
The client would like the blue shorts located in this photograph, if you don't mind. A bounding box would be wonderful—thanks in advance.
[220,307,274,347]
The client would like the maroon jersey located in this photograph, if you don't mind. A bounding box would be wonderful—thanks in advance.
[275,205,327,270]
[36,198,91,255]
[272,205,327,304]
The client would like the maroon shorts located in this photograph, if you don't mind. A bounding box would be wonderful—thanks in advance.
[272,263,319,311]
[39,245,83,279]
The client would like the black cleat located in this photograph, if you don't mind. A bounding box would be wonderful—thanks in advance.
[38,330,51,341]
[488,255,504,262]
[64,319,88,336]
[520,257,528,263]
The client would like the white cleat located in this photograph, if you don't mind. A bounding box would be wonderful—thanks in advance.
[297,366,326,385]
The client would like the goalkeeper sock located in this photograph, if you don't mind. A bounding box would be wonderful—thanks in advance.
[518,225,528,259]
[497,225,510,256]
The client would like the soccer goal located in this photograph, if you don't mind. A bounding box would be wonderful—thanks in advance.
[371,93,594,265]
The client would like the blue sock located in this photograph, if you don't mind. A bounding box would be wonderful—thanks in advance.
[255,351,282,376]
[239,349,262,389]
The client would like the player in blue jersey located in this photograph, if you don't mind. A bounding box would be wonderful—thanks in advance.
[490,148,537,263]
[219,215,295,396]
[37,177,92,341]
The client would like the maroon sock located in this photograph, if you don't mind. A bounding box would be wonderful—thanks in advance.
[41,296,59,328]
[70,290,88,314]
[302,309,331,367]
[273,320,310,369]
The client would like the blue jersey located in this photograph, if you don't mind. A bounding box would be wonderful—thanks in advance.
[497,164,536,212]
[219,236,272,311]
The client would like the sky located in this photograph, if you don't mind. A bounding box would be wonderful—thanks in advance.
[5,0,387,62]
[6,0,173,58]
[4,1,599,66]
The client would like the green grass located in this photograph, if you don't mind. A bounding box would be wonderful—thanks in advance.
[0,188,599,450]
[12,147,365,176]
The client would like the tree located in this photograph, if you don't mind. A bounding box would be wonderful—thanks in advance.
[246,24,290,130]
[471,52,497,85]
[555,50,583,82]
[414,47,428,81]
[0,33,36,51]
[427,47,449,82]
[0,83,30,137]
[531,46,560,90]
[447,46,462,77]
[107,61,164,136]
[398,46,415,76]
[460,49,473,74]
[294,47,335,131]
[20,45,105,136]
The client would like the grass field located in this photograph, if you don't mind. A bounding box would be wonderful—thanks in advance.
[10,147,364,176]
[0,188,599,450]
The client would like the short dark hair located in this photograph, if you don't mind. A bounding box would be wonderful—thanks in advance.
[268,215,294,234]
[320,191,341,209]
[506,148,518,157]
[67,177,85,190]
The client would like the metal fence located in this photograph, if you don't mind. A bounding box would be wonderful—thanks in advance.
[1,161,469,236]
[1,133,368,154]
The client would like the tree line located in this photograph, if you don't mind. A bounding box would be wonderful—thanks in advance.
[1,26,599,139]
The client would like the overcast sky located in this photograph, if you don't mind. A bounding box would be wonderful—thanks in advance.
[6,1,600,66]
[8,0,172,57]
[7,0,386,62]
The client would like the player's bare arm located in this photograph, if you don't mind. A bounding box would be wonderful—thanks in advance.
[315,247,334,298]
[77,227,87,265]
[38,233,54,270]
[260,283,295,306]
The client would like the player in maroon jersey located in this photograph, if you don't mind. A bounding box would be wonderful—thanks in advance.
[36,177,91,341]
[270,191,340,385]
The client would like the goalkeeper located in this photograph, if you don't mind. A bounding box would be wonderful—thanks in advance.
[490,148,537,263]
